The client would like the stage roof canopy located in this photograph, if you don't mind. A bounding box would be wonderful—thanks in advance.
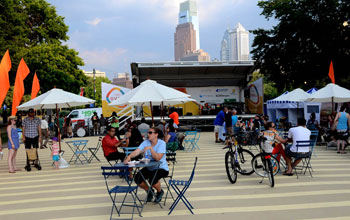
[131,61,255,88]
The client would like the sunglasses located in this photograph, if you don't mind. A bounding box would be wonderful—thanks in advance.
[148,131,156,135]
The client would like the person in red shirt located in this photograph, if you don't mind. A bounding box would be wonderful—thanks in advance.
[102,127,126,161]
[169,108,179,125]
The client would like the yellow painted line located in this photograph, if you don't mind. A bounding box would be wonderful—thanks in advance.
[1,188,349,206]
[5,200,350,217]
[2,180,350,198]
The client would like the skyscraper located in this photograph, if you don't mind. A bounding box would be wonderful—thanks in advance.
[174,22,197,61]
[220,23,250,61]
[178,0,200,50]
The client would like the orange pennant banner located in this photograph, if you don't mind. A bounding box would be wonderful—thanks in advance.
[12,58,30,116]
[31,72,40,99]
[328,60,335,84]
[0,50,11,108]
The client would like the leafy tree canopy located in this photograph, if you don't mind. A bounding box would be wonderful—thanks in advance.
[252,0,350,93]
[0,0,87,95]
[85,77,112,107]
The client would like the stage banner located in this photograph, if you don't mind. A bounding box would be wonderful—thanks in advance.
[101,82,131,117]
[245,77,263,114]
[185,86,240,105]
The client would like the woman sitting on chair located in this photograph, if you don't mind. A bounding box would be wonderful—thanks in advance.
[124,127,169,203]
[263,122,288,163]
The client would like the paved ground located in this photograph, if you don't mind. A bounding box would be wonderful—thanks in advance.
[1,132,350,220]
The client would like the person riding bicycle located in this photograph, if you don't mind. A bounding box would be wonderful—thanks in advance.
[262,122,288,162]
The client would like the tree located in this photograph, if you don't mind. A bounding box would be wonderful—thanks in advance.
[251,0,350,93]
[84,77,112,107]
[0,0,86,95]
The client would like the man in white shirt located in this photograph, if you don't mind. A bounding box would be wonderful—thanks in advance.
[40,117,49,149]
[284,118,311,176]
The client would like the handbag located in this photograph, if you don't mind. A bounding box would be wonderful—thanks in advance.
[58,153,70,169]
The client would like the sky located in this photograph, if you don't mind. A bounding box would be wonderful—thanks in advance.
[47,0,277,80]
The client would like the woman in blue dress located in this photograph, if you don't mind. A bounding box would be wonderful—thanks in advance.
[334,105,350,154]
[7,116,20,173]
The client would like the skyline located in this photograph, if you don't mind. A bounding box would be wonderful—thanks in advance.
[47,0,276,80]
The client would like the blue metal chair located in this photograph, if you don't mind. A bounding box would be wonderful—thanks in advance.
[310,130,319,158]
[88,137,102,163]
[163,151,177,206]
[168,157,198,215]
[293,140,313,179]
[183,131,198,151]
[123,147,138,156]
[193,129,201,150]
[101,166,142,220]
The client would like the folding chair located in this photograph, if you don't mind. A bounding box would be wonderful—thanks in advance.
[163,151,176,206]
[293,140,313,179]
[168,157,198,215]
[310,130,319,158]
[193,129,201,150]
[123,147,138,157]
[88,137,102,163]
[101,166,142,220]
[183,131,198,151]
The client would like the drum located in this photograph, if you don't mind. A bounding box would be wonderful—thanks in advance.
[77,127,86,137]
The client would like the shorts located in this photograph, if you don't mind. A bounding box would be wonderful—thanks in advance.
[105,151,126,162]
[214,125,222,133]
[53,155,60,161]
[285,146,310,159]
[134,168,169,186]
[226,127,233,135]
[24,136,39,149]
[336,130,348,141]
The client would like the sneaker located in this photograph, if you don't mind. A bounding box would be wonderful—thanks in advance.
[146,189,154,202]
[154,189,164,203]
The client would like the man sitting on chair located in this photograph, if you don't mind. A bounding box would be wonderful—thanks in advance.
[102,127,126,162]
[284,118,311,176]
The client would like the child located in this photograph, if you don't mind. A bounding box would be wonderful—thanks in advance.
[51,137,60,169]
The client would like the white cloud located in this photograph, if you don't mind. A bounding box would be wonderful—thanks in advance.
[85,17,102,26]
[80,48,128,69]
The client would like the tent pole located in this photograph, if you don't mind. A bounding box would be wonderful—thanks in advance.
[150,101,154,126]
[332,97,334,113]
[56,104,61,152]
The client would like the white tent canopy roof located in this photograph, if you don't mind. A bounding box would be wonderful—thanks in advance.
[305,83,350,103]
[274,88,310,102]
[109,79,191,106]
[17,88,95,110]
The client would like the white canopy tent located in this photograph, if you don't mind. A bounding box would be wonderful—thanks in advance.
[17,88,95,150]
[305,83,350,106]
[267,88,320,125]
[109,79,193,123]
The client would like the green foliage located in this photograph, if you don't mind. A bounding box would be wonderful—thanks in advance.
[84,77,112,107]
[0,0,86,97]
[250,71,279,100]
[252,0,350,93]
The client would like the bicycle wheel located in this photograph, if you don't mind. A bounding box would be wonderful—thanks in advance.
[225,151,237,184]
[266,159,275,187]
[235,148,254,175]
[252,154,280,177]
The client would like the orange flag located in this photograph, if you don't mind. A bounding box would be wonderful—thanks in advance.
[328,61,335,84]
[31,72,40,99]
[0,50,11,107]
[12,58,30,116]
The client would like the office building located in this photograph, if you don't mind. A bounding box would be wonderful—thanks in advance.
[112,73,133,89]
[178,0,200,50]
[220,23,250,61]
[180,49,210,61]
[174,22,197,61]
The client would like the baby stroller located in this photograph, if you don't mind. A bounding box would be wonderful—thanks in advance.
[25,148,42,171]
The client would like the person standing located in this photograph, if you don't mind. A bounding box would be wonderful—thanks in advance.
[334,105,350,154]
[169,108,179,126]
[225,108,233,135]
[7,116,20,173]
[51,137,60,169]
[232,109,239,134]
[214,107,227,143]
[65,115,73,138]
[22,109,41,151]
[99,114,107,135]
[40,117,49,149]
[91,112,99,136]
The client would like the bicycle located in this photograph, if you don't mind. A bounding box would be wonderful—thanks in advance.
[251,136,279,187]
[223,134,255,184]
